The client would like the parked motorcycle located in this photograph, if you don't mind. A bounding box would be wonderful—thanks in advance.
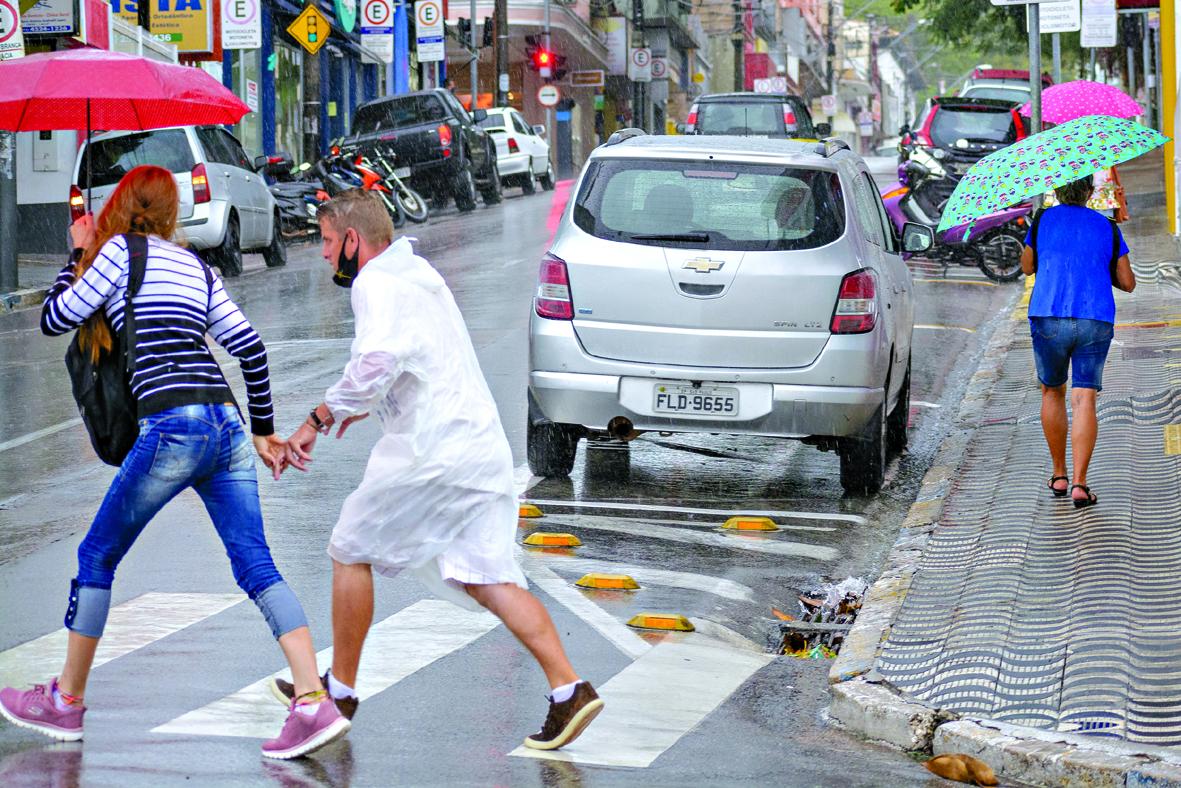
[264,154,327,239]
[881,148,1030,282]
[366,145,429,224]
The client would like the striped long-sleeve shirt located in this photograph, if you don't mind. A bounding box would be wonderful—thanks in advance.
[41,235,275,436]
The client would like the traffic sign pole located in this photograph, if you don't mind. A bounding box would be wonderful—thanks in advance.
[469,0,477,108]
[1028,3,1042,134]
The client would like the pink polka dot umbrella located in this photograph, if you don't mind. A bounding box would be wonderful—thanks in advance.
[1018,80,1143,125]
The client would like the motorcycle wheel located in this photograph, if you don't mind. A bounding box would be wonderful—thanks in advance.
[378,191,405,228]
[976,226,1026,283]
[396,186,430,223]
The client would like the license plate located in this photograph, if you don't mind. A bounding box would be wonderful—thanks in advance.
[394,167,411,179]
[653,385,739,416]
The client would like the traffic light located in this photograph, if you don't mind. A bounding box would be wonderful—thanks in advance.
[481,16,492,47]
[525,36,558,80]
[456,17,471,43]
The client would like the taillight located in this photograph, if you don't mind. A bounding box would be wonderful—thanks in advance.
[508,138,520,154]
[68,185,86,223]
[437,123,453,147]
[915,129,933,147]
[830,269,877,334]
[1012,110,1027,141]
[535,253,573,320]
[192,163,211,204]
[685,104,698,132]
[784,108,797,128]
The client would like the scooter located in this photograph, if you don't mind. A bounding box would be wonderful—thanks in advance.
[881,150,1030,282]
[264,154,328,239]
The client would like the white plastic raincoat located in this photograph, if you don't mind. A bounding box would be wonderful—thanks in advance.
[324,237,527,610]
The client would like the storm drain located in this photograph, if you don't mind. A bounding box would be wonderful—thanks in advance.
[779,577,867,659]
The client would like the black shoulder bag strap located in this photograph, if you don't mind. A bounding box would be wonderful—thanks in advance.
[1108,218,1121,286]
[1029,209,1043,274]
[122,233,150,390]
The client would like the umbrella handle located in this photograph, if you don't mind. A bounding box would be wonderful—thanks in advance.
[86,98,91,215]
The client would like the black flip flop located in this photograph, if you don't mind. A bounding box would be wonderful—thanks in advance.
[1048,476,1069,498]
[1071,484,1097,509]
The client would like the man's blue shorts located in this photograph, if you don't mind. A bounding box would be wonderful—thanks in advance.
[1029,316,1115,391]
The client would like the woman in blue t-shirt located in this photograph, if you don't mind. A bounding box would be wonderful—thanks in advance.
[1019,175,1136,508]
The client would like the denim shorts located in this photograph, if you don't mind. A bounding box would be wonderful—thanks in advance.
[1029,316,1115,391]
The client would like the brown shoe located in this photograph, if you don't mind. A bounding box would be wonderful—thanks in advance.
[523,682,604,750]
[269,672,359,721]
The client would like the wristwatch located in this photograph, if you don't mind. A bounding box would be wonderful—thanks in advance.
[307,404,334,434]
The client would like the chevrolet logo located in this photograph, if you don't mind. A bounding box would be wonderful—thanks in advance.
[682,257,724,274]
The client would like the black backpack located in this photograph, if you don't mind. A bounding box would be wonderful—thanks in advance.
[1030,208,1122,285]
[64,234,149,466]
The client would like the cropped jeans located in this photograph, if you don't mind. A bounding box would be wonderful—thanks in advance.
[66,404,307,640]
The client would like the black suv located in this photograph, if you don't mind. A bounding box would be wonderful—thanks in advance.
[684,92,828,139]
[347,89,501,212]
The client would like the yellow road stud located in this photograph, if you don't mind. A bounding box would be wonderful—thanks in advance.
[575,573,639,590]
[721,516,779,532]
[627,613,695,632]
[518,504,544,518]
[523,532,581,547]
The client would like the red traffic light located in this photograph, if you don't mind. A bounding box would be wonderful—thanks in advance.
[533,49,553,68]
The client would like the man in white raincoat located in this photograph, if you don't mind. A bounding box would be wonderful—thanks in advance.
[274,190,603,750]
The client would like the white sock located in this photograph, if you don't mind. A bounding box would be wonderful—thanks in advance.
[326,671,358,700]
[551,680,581,703]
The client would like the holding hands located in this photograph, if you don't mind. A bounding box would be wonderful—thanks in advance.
[276,404,370,476]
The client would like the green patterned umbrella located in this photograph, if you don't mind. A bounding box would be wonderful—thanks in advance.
[936,115,1169,234]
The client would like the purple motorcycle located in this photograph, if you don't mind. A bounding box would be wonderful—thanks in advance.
[881,147,1031,282]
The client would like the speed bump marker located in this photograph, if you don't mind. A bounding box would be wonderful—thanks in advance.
[627,613,695,632]
[721,516,779,532]
[523,532,581,547]
[519,504,544,518]
[575,573,640,590]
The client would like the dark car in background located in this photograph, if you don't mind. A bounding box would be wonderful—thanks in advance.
[684,92,829,140]
[346,88,501,212]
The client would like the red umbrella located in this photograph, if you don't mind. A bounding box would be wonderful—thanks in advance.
[0,48,250,207]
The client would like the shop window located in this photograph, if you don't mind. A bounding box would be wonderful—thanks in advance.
[230,49,263,158]
[275,42,305,161]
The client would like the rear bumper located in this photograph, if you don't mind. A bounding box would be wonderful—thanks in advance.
[496,152,531,177]
[176,200,228,250]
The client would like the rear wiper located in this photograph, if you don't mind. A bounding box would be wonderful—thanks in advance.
[629,232,711,242]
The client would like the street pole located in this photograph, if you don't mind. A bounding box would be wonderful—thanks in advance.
[733,0,744,92]
[1142,14,1152,127]
[825,0,835,129]
[1027,3,1042,135]
[0,132,16,291]
[1051,33,1061,83]
[544,0,552,144]
[633,0,644,129]
[470,0,478,107]
[495,0,508,105]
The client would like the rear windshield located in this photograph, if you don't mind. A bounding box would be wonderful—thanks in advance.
[476,114,506,131]
[696,101,813,138]
[352,95,448,135]
[79,130,194,190]
[962,86,1027,104]
[929,107,1016,147]
[572,159,846,252]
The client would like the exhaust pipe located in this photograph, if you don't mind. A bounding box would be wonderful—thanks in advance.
[607,416,642,442]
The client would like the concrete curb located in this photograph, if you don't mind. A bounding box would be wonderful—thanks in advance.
[827,275,1181,785]
[1,287,48,313]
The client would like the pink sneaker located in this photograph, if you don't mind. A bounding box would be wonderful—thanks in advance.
[0,680,85,742]
[261,699,351,760]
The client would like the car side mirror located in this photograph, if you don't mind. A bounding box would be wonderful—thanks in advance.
[472,108,488,122]
[902,222,934,253]
[814,122,832,137]
[532,124,546,136]
[253,154,269,172]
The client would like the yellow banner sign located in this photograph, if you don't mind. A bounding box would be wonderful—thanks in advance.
[111,0,213,53]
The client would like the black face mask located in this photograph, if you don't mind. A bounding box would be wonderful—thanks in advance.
[332,237,359,288]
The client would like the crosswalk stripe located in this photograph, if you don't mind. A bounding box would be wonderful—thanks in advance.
[532,518,839,561]
[523,498,865,525]
[509,635,773,768]
[0,593,244,688]
[535,554,756,602]
[152,600,500,739]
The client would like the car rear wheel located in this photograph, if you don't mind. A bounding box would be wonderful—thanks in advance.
[453,163,477,212]
[887,359,911,453]
[215,214,243,278]
[521,160,537,195]
[262,213,287,268]
[539,160,555,191]
[527,419,581,477]
[480,160,503,205]
[839,398,887,495]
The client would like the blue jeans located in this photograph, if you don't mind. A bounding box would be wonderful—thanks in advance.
[1029,316,1115,391]
[66,404,307,640]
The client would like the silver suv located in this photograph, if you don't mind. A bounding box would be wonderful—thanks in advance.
[527,133,932,493]
[72,126,285,277]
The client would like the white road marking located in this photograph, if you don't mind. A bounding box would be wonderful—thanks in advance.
[513,462,542,498]
[556,512,835,534]
[535,554,756,602]
[509,635,772,767]
[530,518,839,562]
[519,555,650,660]
[0,593,244,688]
[915,323,977,334]
[153,599,500,739]
[0,418,84,454]
[912,400,943,409]
[523,498,866,525]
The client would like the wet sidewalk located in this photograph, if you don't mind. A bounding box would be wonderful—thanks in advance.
[873,153,1181,749]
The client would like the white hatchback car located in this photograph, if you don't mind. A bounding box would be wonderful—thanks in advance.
[476,107,555,194]
[72,125,284,277]
[527,132,933,493]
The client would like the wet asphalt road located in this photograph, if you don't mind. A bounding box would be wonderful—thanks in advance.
[0,172,1011,786]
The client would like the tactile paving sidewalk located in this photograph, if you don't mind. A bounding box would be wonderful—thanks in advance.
[878,274,1181,745]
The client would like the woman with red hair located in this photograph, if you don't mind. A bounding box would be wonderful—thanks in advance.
[0,166,349,759]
